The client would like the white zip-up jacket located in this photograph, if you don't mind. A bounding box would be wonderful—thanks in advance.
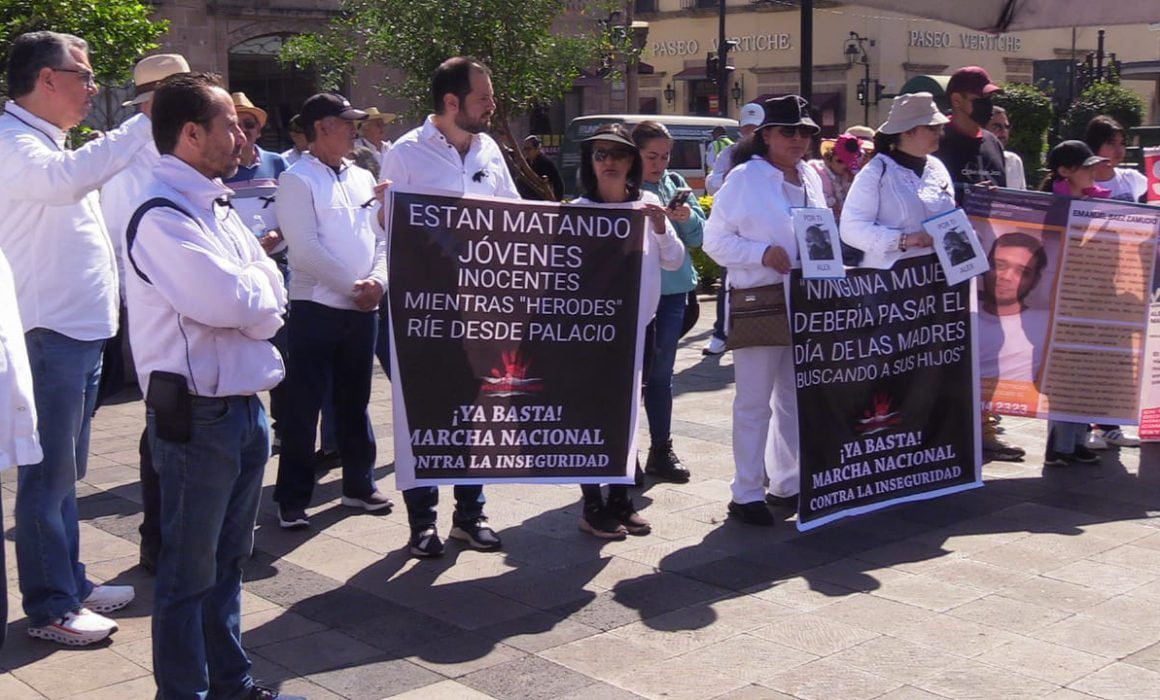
[100,123,161,298]
[0,248,41,470]
[839,153,956,269]
[0,105,152,339]
[703,156,826,290]
[276,153,388,310]
[381,116,520,198]
[124,156,287,398]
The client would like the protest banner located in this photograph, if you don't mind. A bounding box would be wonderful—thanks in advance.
[964,188,1160,424]
[1146,147,1160,203]
[386,188,648,488]
[789,256,982,530]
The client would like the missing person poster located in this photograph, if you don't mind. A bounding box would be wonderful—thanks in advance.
[923,208,988,286]
[387,188,646,487]
[792,207,845,279]
[789,257,982,530]
[964,188,1160,424]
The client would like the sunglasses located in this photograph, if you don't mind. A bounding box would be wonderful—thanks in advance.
[775,126,815,139]
[240,120,261,130]
[593,147,634,162]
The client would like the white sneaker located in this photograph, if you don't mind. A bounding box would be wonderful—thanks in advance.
[1097,428,1141,448]
[28,608,117,646]
[702,336,727,356]
[1083,432,1109,450]
[83,584,135,613]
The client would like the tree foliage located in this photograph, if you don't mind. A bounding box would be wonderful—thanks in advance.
[0,0,169,92]
[993,82,1053,182]
[1061,81,1146,141]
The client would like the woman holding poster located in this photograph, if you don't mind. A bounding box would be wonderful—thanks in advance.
[839,92,954,269]
[572,124,686,539]
[633,121,708,484]
[703,95,825,526]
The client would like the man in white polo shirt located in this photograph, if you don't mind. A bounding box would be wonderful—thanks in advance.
[0,30,149,646]
[273,93,393,529]
[381,55,520,558]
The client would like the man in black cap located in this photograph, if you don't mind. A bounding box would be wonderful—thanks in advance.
[935,66,1024,463]
[273,93,394,529]
[518,135,565,200]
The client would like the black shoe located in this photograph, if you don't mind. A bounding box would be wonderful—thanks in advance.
[1044,449,1069,467]
[1071,445,1101,464]
[579,503,628,539]
[409,526,445,558]
[278,506,309,530]
[249,685,305,700]
[728,500,775,526]
[607,496,651,535]
[764,493,798,509]
[645,441,691,483]
[983,437,1025,462]
[449,516,502,551]
[314,449,341,473]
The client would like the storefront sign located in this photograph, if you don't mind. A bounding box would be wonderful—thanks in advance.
[909,30,1022,52]
[651,33,792,57]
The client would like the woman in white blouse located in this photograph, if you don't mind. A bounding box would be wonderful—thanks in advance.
[703,95,827,526]
[840,92,955,269]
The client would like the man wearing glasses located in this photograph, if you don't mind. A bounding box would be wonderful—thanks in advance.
[273,93,393,529]
[0,31,152,646]
[985,106,1027,191]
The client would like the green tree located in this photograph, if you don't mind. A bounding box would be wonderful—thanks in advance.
[281,0,623,200]
[0,0,169,93]
[1062,81,1146,142]
[993,82,1053,184]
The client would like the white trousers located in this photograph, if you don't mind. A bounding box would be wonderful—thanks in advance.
[730,345,800,504]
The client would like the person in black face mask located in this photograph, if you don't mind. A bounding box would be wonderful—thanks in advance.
[935,66,1007,203]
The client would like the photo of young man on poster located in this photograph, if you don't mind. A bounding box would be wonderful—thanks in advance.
[977,232,1052,382]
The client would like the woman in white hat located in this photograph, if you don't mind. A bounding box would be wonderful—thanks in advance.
[840,92,955,269]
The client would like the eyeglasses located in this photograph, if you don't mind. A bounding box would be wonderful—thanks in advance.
[593,148,634,162]
[53,67,96,88]
[775,126,815,139]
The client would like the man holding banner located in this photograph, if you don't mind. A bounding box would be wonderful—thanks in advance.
[380,56,520,557]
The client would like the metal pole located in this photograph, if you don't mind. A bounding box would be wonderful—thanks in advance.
[1096,28,1105,81]
[800,0,813,104]
[625,1,637,113]
[718,0,728,117]
[863,59,870,125]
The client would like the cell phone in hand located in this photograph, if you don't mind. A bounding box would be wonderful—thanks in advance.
[669,187,693,209]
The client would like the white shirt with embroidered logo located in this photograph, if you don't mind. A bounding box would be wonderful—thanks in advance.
[381,115,520,198]
[0,104,152,339]
[124,156,287,398]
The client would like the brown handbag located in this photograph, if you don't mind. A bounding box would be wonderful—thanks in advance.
[726,282,791,350]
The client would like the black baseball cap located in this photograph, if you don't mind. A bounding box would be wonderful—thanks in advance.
[299,93,367,128]
[1047,140,1108,171]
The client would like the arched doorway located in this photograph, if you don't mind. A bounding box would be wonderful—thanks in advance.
[228,33,320,151]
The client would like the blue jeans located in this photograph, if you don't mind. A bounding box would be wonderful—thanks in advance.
[150,395,268,700]
[376,301,392,380]
[644,293,687,447]
[712,268,728,341]
[274,301,377,509]
[403,486,485,530]
[15,329,102,626]
[1048,421,1086,455]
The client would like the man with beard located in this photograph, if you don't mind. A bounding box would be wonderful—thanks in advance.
[0,30,150,646]
[123,72,294,698]
[381,56,519,558]
[977,233,1049,382]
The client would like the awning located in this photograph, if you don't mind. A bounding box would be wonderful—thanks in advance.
[672,66,710,81]
[850,1,1158,33]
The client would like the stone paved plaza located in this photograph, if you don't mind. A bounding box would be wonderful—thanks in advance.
[3,299,1160,699]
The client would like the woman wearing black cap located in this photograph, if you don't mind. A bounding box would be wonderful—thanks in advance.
[572,123,686,539]
[703,95,827,526]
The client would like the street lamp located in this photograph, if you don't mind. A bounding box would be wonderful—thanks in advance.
[844,31,882,125]
[664,83,676,106]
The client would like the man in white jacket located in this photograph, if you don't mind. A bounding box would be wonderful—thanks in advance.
[124,71,295,700]
[0,30,147,646]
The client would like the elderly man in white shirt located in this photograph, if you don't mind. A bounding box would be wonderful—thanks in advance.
[0,30,149,646]
[272,93,393,530]
[123,71,296,700]
[381,56,520,558]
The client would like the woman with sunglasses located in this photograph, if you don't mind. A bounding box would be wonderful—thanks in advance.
[631,121,708,485]
[703,96,827,526]
[572,123,686,539]
[840,92,954,269]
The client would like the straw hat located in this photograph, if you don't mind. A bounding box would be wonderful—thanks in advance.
[877,92,949,135]
[122,54,190,107]
[360,107,397,123]
[845,124,876,140]
[231,92,267,129]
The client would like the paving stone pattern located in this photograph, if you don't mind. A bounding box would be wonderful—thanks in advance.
[2,299,1160,699]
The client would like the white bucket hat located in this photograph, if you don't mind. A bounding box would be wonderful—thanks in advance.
[877,92,949,135]
[123,54,190,107]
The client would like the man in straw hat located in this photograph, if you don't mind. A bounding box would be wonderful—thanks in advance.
[99,52,191,575]
[1,30,153,646]
[355,106,396,169]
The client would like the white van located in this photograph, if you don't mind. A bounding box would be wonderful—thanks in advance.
[559,114,740,197]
